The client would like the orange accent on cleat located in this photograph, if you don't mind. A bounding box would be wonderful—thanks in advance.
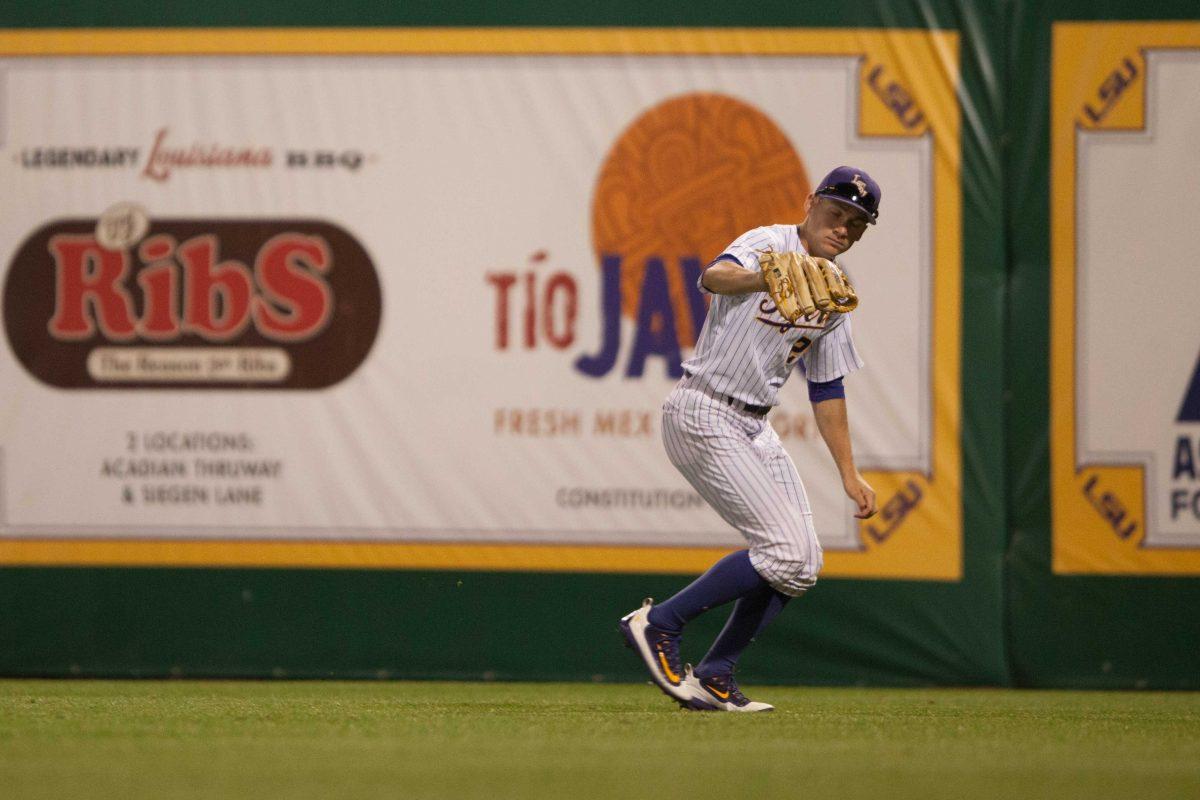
[657,651,681,684]
[704,682,731,700]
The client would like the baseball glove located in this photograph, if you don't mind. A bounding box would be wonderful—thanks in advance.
[760,251,858,322]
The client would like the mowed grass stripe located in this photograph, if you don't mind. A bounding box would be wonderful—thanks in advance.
[1,681,1198,800]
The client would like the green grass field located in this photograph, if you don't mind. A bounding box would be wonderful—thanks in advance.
[2,680,1198,800]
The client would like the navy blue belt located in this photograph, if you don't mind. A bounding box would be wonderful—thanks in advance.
[723,395,771,417]
[678,377,772,418]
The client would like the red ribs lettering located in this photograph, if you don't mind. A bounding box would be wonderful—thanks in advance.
[47,235,137,340]
[253,234,333,340]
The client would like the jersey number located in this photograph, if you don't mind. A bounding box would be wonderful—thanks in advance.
[786,337,812,366]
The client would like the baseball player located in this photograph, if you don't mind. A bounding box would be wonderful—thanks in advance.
[620,166,881,712]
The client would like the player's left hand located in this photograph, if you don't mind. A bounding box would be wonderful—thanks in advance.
[761,251,859,323]
[843,471,877,519]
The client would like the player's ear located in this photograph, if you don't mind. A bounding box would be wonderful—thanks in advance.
[803,193,816,215]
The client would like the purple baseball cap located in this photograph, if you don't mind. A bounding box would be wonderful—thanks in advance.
[813,166,881,224]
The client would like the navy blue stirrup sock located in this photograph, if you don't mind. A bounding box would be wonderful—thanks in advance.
[693,584,791,679]
[646,549,768,633]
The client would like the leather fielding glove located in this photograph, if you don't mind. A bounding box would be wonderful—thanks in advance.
[760,251,858,322]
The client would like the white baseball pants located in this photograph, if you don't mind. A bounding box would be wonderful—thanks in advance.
[662,385,823,596]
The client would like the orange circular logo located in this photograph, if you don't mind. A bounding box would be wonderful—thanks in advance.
[592,92,810,346]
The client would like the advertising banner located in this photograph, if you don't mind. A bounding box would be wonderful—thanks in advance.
[0,29,962,578]
[1051,22,1200,574]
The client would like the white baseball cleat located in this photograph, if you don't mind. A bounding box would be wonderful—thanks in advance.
[683,664,775,712]
[619,598,691,705]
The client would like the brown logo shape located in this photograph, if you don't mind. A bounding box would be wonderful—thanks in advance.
[3,216,381,389]
[592,92,811,347]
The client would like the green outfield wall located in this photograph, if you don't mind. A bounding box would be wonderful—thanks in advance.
[0,1,1196,689]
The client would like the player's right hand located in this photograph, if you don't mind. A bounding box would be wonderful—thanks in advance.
[843,472,878,519]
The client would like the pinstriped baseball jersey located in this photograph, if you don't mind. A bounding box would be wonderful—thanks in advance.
[682,224,864,407]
